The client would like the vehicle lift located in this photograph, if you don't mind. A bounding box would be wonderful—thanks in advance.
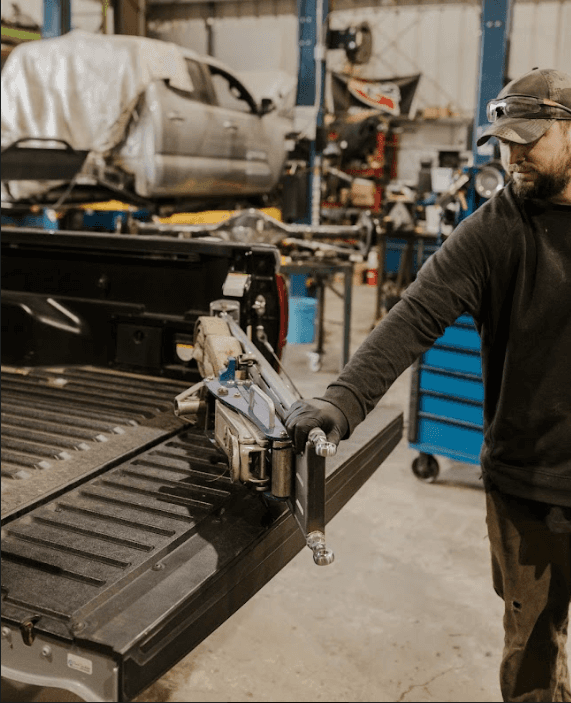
[456,0,513,221]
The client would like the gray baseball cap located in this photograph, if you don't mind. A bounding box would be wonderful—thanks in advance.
[477,68,571,146]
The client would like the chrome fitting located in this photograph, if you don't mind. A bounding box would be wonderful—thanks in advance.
[306,530,335,566]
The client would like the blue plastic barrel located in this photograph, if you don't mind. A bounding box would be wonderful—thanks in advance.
[287,297,318,344]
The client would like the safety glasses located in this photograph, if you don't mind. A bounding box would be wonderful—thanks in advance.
[487,96,571,122]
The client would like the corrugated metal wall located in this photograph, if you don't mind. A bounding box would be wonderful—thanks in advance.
[148,0,571,117]
[4,0,569,112]
[326,3,481,116]
[0,0,114,34]
[509,0,571,75]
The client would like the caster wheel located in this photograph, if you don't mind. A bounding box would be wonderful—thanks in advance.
[308,352,322,373]
[412,453,440,483]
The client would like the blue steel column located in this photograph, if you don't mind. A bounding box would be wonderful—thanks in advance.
[473,0,513,164]
[296,0,328,224]
[42,0,72,38]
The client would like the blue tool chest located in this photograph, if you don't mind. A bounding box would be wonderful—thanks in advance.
[408,314,484,481]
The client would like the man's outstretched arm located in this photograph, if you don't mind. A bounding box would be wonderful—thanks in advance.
[284,197,513,450]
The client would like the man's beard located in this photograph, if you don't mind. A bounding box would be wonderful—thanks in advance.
[510,148,571,200]
[511,170,570,200]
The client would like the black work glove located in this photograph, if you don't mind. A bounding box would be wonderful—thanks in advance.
[285,398,349,454]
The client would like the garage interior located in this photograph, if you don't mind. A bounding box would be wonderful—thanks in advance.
[1,1,570,702]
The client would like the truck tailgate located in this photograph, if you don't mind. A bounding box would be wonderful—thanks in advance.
[1,366,403,702]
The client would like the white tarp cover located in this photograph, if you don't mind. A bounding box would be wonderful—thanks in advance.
[237,70,297,118]
[1,30,193,201]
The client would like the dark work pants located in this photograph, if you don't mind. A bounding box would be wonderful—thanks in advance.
[486,490,571,702]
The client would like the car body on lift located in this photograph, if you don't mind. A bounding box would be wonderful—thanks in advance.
[1,31,292,210]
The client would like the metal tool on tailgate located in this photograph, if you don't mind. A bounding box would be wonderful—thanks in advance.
[174,304,335,565]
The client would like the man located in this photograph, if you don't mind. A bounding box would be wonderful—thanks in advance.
[285,68,571,702]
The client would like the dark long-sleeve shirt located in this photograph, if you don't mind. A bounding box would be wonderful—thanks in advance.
[323,183,571,508]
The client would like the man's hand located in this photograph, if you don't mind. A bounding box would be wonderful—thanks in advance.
[284,399,349,454]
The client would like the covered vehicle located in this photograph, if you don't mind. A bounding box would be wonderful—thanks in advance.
[1,31,291,209]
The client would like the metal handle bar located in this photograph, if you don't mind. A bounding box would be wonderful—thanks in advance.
[307,427,337,457]
[248,384,276,430]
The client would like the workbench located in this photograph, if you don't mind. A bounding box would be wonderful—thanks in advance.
[281,259,354,373]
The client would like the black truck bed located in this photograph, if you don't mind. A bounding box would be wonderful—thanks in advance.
[1,228,403,701]
[1,366,189,521]
[1,366,402,701]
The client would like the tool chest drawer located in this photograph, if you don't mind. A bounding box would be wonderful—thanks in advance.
[434,319,481,351]
[418,368,484,403]
[423,347,482,375]
[417,393,484,426]
[412,416,485,465]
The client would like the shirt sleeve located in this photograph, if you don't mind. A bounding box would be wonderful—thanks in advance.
[322,196,513,436]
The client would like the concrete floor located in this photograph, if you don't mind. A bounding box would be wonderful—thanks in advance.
[3,282,568,702]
